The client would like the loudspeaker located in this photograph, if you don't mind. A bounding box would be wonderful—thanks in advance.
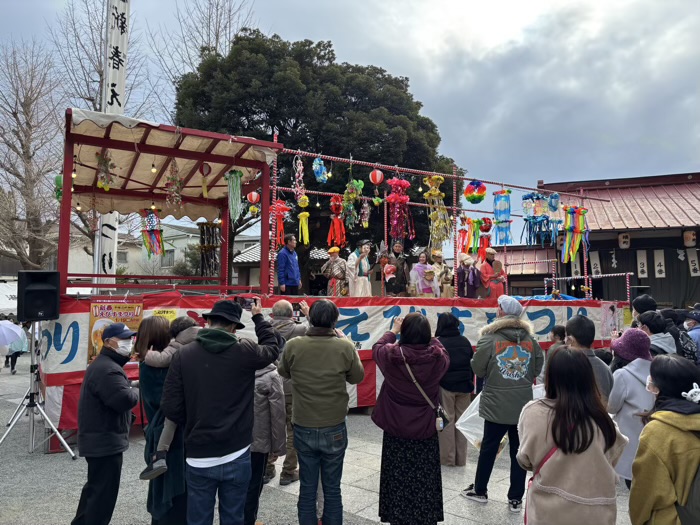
[17,271,60,322]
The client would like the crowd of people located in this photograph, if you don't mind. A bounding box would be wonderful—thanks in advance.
[67,291,700,525]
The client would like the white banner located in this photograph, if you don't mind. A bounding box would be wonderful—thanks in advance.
[688,249,700,278]
[103,0,129,114]
[653,249,666,279]
[589,251,602,277]
[571,254,581,278]
[637,250,649,279]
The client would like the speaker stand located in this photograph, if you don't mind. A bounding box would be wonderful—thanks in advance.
[0,322,76,459]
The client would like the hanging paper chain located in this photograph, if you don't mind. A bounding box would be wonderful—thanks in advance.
[224,169,245,222]
[386,177,414,242]
[141,209,165,259]
[293,156,306,200]
[165,160,183,207]
[328,195,347,247]
[96,150,116,191]
[423,175,451,252]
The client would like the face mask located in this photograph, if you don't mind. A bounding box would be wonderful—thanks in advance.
[115,339,133,357]
[646,375,659,395]
[684,321,693,331]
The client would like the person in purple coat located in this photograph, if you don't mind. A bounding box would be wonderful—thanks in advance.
[372,313,450,525]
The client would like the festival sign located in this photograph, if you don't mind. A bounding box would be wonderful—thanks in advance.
[87,302,143,362]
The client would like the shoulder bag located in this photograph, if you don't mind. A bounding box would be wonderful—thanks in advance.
[399,346,449,432]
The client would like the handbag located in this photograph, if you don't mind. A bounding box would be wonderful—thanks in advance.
[524,443,558,525]
[399,346,449,432]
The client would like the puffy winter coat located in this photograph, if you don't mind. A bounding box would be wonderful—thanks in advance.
[270,316,308,396]
[251,364,287,455]
[649,332,677,357]
[277,247,301,287]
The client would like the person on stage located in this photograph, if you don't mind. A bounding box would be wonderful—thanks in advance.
[277,234,302,295]
[477,247,506,299]
[431,250,454,298]
[321,247,348,297]
[387,241,410,296]
[347,240,373,297]
[410,252,440,297]
[457,254,479,299]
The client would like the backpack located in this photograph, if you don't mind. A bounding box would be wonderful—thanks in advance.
[675,431,700,524]
[676,330,698,363]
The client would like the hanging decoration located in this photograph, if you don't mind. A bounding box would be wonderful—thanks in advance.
[247,191,261,216]
[561,206,589,264]
[312,157,328,183]
[493,189,513,245]
[423,175,451,252]
[293,155,306,199]
[521,192,562,247]
[369,169,384,206]
[478,218,493,261]
[327,195,347,247]
[200,163,212,198]
[223,169,245,221]
[386,177,415,241]
[95,150,116,191]
[165,160,184,207]
[464,180,487,204]
[360,200,371,228]
[54,175,63,202]
[457,214,470,253]
[141,208,165,259]
[273,199,291,248]
[342,179,364,229]
[198,221,221,277]
[298,195,310,245]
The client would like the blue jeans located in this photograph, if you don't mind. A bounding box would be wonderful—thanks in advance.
[185,449,252,525]
[294,422,348,525]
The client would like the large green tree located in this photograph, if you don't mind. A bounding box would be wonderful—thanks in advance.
[175,29,462,255]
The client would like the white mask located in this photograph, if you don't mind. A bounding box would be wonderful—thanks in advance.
[684,321,693,331]
[115,339,133,357]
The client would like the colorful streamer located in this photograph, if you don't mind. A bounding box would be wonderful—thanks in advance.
[386,177,414,242]
[224,169,245,222]
[141,209,165,259]
[423,175,451,252]
[561,206,589,263]
[328,195,347,247]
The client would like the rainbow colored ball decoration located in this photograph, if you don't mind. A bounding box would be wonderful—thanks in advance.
[464,180,487,204]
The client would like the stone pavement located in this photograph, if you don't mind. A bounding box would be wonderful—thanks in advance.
[0,358,632,524]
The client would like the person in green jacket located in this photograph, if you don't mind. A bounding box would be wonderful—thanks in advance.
[461,295,544,514]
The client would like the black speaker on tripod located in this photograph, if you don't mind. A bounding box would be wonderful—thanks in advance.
[17,271,60,322]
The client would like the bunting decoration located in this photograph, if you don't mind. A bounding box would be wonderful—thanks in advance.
[298,195,310,245]
[493,189,513,245]
[141,209,165,259]
[327,195,347,247]
[273,199,291,248]
[423,175,451,252]
[386,177,414,241]
[224,169,244,221]
[165,160,184,207]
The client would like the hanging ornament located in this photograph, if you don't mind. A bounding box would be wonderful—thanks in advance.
[246,191,261,205]
[54,174,63,202]
[464,180,487,204]
[198,221,222,277]
[223,169,245,222]
[386,177,415,242]
[493,189,513,245]
[478,218,493,261]
[165,160,184,207]
[312,157,328,183]
[327,195,347,247]
[548,193,560,212]
[199,163,212,198]
[141,208,165,259]
[369,169,384,186]
[293,155,306,200]
[298,195,310,245]
[561,206,589,264]
[272,199,291,248]
[360,200,371,228]
[423,175,451,252]
[457,214,470,253]
[342,179,364,229]
[95,150,116,191]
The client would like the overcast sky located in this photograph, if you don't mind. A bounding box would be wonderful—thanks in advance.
[4,0,699,191]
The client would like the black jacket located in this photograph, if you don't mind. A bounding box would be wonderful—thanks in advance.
[438,330,474,393]
[161,314,281,459]
[77,347,139,457]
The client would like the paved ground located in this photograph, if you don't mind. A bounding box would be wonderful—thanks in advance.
[0,358,633,525]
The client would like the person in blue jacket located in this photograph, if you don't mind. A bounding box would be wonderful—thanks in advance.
[277,234,302,295]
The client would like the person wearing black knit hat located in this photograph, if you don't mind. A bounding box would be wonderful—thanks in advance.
[632,294,657,321]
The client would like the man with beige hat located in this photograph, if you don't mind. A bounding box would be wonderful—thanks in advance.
[477,247,506,299]
[320,247,348,297]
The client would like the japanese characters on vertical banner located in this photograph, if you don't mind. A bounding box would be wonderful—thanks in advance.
[88,302,143,362]
[636,250,648,279]
[570,253,581,279]
[687,248,700,278]
[653,249,666,278]
[104,0,130,115]
[589,251,602,276]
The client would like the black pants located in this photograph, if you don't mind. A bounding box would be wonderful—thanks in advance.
[284,285,299,296]
[244,451,269,525]
[474,421,526,501]
[151,492,187,525]
[5,352,18,370]
[72,453,123,525]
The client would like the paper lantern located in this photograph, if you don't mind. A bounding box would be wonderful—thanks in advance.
[246,191,261,205]
[618,233,631,249]
[464,180,487,204]
[480,217,493,233]
[684,230,697,248]
[369,169,384,186]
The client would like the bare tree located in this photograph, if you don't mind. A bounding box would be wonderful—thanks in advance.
[147,0,254,121]
[0,39,61,269]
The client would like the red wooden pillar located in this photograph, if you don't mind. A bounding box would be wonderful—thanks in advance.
[260,163,271,294]
[58,131,74,295]
[220,206,230,292]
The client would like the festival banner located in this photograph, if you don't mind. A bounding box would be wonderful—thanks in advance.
[688,248,700,278]
[87,301,143,362]
[653,249,666,278]
[589,251,602,277]
[637,250,648,279]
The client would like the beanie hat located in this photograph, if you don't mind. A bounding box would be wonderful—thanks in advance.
[611,328,652,362]
[498,295,524,317]
[632,294,657,315]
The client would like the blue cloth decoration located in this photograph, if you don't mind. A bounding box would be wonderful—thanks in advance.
[312,157,328,183]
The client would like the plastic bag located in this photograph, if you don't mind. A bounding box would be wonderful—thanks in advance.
[456,393,508,455]
[532,383,545,400]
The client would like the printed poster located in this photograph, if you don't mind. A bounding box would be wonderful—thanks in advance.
[152,308,178,323]
[88,302,143,362]
[600,302,620,339]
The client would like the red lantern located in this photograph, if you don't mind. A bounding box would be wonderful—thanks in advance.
[480,217,493,233]
[369,169,384,186]
[246,191,260,204]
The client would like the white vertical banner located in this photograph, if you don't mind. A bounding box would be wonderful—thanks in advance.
[687,249,700,278]
[571,253,581,278]
[653,249,666,278]
[637,250,648,279]
[95,0,130,286]
[589,251,602,276]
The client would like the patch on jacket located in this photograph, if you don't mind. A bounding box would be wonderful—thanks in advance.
[495,341,532,380]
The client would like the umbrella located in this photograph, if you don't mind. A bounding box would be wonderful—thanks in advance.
[9,330,28,354]
[0,320,23,347]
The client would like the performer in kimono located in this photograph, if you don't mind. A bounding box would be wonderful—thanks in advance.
[347,240,373,297]
[386,241,410,296]
[457,253,480,299]
[410,252,440,297]
[321,246,348,297]
[431,250,454,298]
[477,247,506,299]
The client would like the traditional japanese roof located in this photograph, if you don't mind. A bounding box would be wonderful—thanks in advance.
[65,108,283,220]
[232,243,329,264]
[539,173,700,232]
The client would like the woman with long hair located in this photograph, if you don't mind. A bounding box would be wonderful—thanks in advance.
[135,316,188,525]
[630,354,700,525]
[410,252,439,297]
[372,313,449,525]
[517,347,628,525]
[435,313,473,467]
